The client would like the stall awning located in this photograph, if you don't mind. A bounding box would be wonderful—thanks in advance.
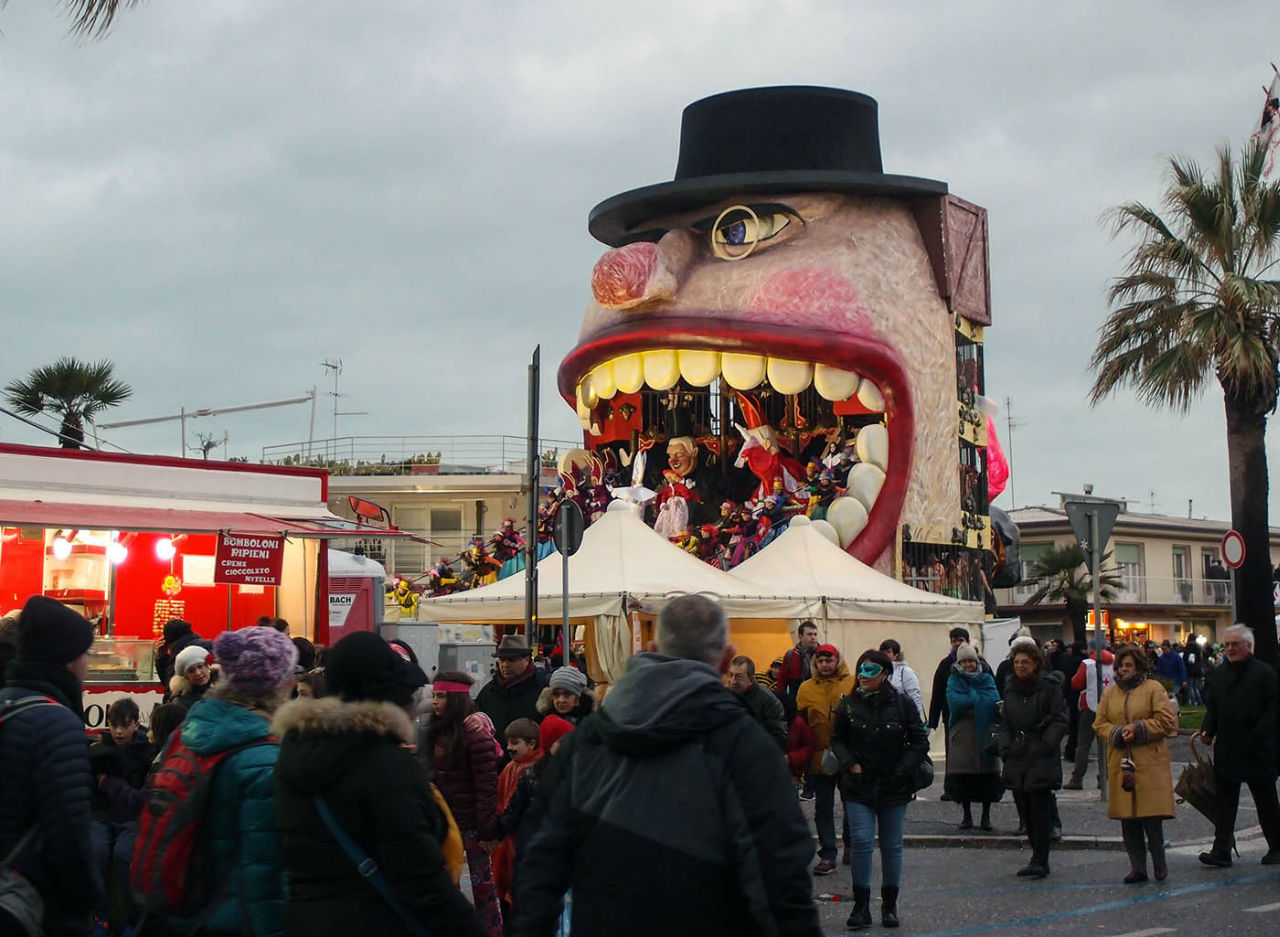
[0,499,409,538]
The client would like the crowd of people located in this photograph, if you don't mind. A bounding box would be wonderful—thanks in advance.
[3,591,1280,937]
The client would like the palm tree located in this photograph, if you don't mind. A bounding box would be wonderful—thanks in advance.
[4,357,133,449]
[1023,544,1122,643]
[55,0,138,36]
[1090,139,1280,661]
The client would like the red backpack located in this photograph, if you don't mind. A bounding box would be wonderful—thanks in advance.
[130,724,275,915]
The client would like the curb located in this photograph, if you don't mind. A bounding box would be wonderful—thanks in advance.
[904,834,1125,851]
[902,825,1264,852]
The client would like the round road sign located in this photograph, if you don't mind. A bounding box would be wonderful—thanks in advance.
[1222,530,1246,569]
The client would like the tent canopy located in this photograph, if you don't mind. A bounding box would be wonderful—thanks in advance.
[729,516,983,624]
[417,501,766,622]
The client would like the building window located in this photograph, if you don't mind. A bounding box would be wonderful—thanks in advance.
[429,508,465,561]
[1172,546,1192,603]
[1114,543,1143,601]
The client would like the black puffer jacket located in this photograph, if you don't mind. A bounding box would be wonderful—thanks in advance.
[476,665,550,737]
[512,652,820,937]
[738,682,788,750]
[998,670,1068,792]
[1203,655,1278,784]
[830,685,929,807]
[0,670,102,922]
[88,727,154,821]
[273,696,485,937]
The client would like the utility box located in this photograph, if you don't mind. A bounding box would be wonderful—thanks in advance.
[438,641,497,696]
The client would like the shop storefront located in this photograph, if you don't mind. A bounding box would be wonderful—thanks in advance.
[0,443,394,724]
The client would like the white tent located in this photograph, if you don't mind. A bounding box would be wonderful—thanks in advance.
[730,516,984,624]
[416,501,770,680]
[730,516,984,719]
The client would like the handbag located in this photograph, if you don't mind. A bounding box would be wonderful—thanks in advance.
[0,827,43,937]
[911,753,935,792]
[313,796,428,937]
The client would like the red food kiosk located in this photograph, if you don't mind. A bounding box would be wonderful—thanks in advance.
[0,443,392,725]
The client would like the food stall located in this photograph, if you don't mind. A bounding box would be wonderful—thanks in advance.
[0,443,399,724]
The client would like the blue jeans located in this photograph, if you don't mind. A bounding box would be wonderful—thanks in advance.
[844,800,908,888]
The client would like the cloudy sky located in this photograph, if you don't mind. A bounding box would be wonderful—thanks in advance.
[0,0,1275,524]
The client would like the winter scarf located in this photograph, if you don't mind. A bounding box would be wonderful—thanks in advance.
[947,667,1001,746]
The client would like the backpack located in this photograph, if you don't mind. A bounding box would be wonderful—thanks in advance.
[130,725,275,916]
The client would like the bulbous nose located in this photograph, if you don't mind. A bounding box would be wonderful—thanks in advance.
[590,229,696,310]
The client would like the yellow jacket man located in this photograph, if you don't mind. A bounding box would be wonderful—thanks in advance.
[796,643,853,875]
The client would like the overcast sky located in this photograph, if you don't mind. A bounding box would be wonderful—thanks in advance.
[1,1,1275,524]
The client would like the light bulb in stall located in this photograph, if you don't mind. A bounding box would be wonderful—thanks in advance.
[107,541,128,564]
[155,538,177,562]
[52,536,72,560]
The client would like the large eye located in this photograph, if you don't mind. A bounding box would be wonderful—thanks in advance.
[695,203,799,261]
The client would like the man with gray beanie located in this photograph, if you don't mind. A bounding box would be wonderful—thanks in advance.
[0,595,103,937]
[513,594,820,937]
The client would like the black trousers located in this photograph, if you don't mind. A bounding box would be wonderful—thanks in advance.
[1213,775,1280,855]
[1012,789,1053,866]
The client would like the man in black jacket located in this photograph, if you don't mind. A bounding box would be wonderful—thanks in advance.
[513,595,820,937]
[1197,623,1280,867]
[0,595,102,937]
[477,633,550,740]
[726,655,787,750]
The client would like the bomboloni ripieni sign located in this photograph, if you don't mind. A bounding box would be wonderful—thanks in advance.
[214,532,286,586]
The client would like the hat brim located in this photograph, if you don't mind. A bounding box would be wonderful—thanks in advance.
[588,170,948,247]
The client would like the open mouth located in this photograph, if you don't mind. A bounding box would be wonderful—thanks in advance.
[558,316,914,566]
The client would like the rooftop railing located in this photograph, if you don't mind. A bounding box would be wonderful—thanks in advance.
[998,575,1234,608]
[260,435,581,477]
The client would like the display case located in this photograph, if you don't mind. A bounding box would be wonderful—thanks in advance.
[85,638,157,685]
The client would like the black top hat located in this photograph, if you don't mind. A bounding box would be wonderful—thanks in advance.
[589,86,947,247]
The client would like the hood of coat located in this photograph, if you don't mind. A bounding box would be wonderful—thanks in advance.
[596,652,744,757]
[179,697,272,755]
[811,659,852,685]
[272,696,415,794]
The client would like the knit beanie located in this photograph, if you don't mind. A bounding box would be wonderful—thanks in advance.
[1009,636,1038,657]
[955,643,979,664]
[174,644,211,676]
[815,643,840,659]
[16,595,94,664]
[326,632,427,707]
[163,618,195,645]
[213,626,298,694]
[548,666,587,696]
[539,714,574,752]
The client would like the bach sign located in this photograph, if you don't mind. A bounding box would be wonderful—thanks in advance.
[214,532,286,586]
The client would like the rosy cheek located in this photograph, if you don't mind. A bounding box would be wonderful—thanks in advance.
[746,267,877,334]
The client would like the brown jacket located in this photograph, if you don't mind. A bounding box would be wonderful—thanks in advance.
[796,661,853,773]
[1093,678,1177,820]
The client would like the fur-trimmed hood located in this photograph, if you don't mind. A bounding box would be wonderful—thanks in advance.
[273,696,415,745]
[273,696,417,795]
[536,684,596,720]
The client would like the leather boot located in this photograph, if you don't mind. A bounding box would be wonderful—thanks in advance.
[845,886,872,930]
[881,885,900,928]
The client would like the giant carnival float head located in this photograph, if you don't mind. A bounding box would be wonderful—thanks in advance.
[557,86,1003,584]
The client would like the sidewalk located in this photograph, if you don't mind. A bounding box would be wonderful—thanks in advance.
[801,732,1261,853]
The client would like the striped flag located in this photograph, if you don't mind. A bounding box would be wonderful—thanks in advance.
[1253,66,1280,181]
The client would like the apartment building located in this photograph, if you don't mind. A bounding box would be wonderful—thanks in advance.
[995,493,1280,645]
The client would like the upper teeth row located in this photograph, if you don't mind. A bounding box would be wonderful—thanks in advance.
[576,350,885,410]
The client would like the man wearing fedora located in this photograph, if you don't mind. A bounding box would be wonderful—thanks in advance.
[477,633,550,741]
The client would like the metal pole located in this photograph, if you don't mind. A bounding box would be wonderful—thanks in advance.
[1091,509,1108,800]
[560,506,570,658]
[307,387,317,459]
[525,346,540,640]
[180,406,187,457]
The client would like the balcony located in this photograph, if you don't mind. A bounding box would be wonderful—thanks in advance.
[999,575,1234,609]
[260,435,581,477]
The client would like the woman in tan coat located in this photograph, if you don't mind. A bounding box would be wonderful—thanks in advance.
[1093,644,1177,883]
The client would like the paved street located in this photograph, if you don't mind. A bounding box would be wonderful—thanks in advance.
[806,731,1279,935]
